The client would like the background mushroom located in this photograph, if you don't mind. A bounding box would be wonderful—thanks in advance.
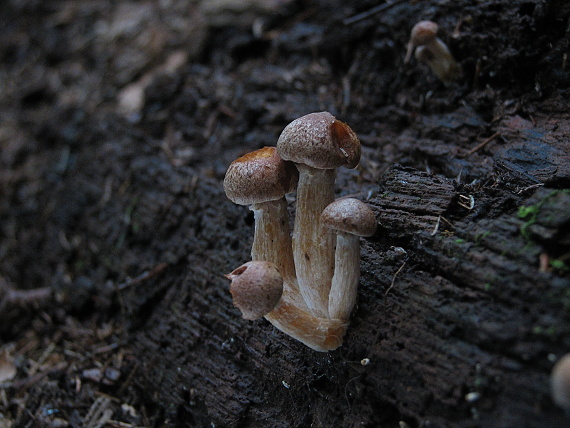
[404,20,460,83]
[551,353,570,409]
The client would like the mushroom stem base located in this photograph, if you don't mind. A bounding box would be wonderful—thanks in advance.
[265,292,347,352]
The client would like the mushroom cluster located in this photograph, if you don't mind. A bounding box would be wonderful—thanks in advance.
[224,112,376,351]
[404,20,460,83]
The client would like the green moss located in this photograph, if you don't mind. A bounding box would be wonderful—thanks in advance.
[517,204,540,219]
[532,325,559,338]
[474,231,491,244]
[518,204,540,239]
[517,190,568,240]
[550,259,569,271]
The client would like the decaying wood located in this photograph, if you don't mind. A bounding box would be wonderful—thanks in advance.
[132,163,569,427]
[1,1,569,427]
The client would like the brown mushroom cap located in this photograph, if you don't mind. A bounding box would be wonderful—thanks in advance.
[410,20,439,46]
[321,198,377,237]
[551,353,570,409]
[226,261,284,320]
[276,112,361,170]
[223,146,298,205]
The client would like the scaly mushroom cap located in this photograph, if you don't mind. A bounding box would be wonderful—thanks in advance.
[276,112,361,170]
[405,20,439,63]
[224,146,298,205]
[321,198,377,237]
[410,20,439,46]
[226,261,284,320]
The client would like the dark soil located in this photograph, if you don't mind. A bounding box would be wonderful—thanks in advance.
[1,0,569,427]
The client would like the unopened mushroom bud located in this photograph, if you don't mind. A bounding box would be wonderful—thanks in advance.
[551,353,570,409]
[404,20,460,83]
[321,198,377,321]
[277,112,361,318]
[226,261,284,320]
[224,147,298,284]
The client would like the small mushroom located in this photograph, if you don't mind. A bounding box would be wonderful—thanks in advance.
[226,261,284,320]
[551,353,570,409]
[224,147,298,284]
[321,198,377,321]
[276,112,361,318]
[404,20,460,83]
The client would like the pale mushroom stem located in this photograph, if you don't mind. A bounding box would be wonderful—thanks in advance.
[250,198,305,309]
[293,165,336,318]
[419,38,460,82]
[265,299,347,352]
[328,232,360,321]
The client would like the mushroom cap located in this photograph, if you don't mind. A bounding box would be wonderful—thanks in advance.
[226,261,284,320]
[224,146,298,205]
[276,112,361,170]
[551,353,570,409]
[410,20,439,46]
[320,198,377,237]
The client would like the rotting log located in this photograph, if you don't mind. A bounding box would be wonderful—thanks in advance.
[132,163,569,427]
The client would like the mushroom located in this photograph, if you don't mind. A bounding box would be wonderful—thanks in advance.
[226,261,283,320]
[551,353,570,409]
[320,198,377,321]
[226,262,348,351]
[223,147,298,284]
[276,112,361,318]
[404,20,460,83]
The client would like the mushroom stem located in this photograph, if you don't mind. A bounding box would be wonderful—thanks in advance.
[416,39,460,83]
[321,197,377,322]
[251,198,295,282]
[292,165,336,318]
[265,299,347,352]
[250,198,305,309]
[328,232,360,321]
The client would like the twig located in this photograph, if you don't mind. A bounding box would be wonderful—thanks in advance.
[467,132,500,155]
[84,396,113,428]
[0,284,52,314]
[106,421,143,428]
[516,183,544,194]
[343,0,406,25]
[431,215,454,236]
[13,362,68,391]
[28,343,56,376]
[118,262,168,290]
[457,194,475,210]
[384,261,406,307]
